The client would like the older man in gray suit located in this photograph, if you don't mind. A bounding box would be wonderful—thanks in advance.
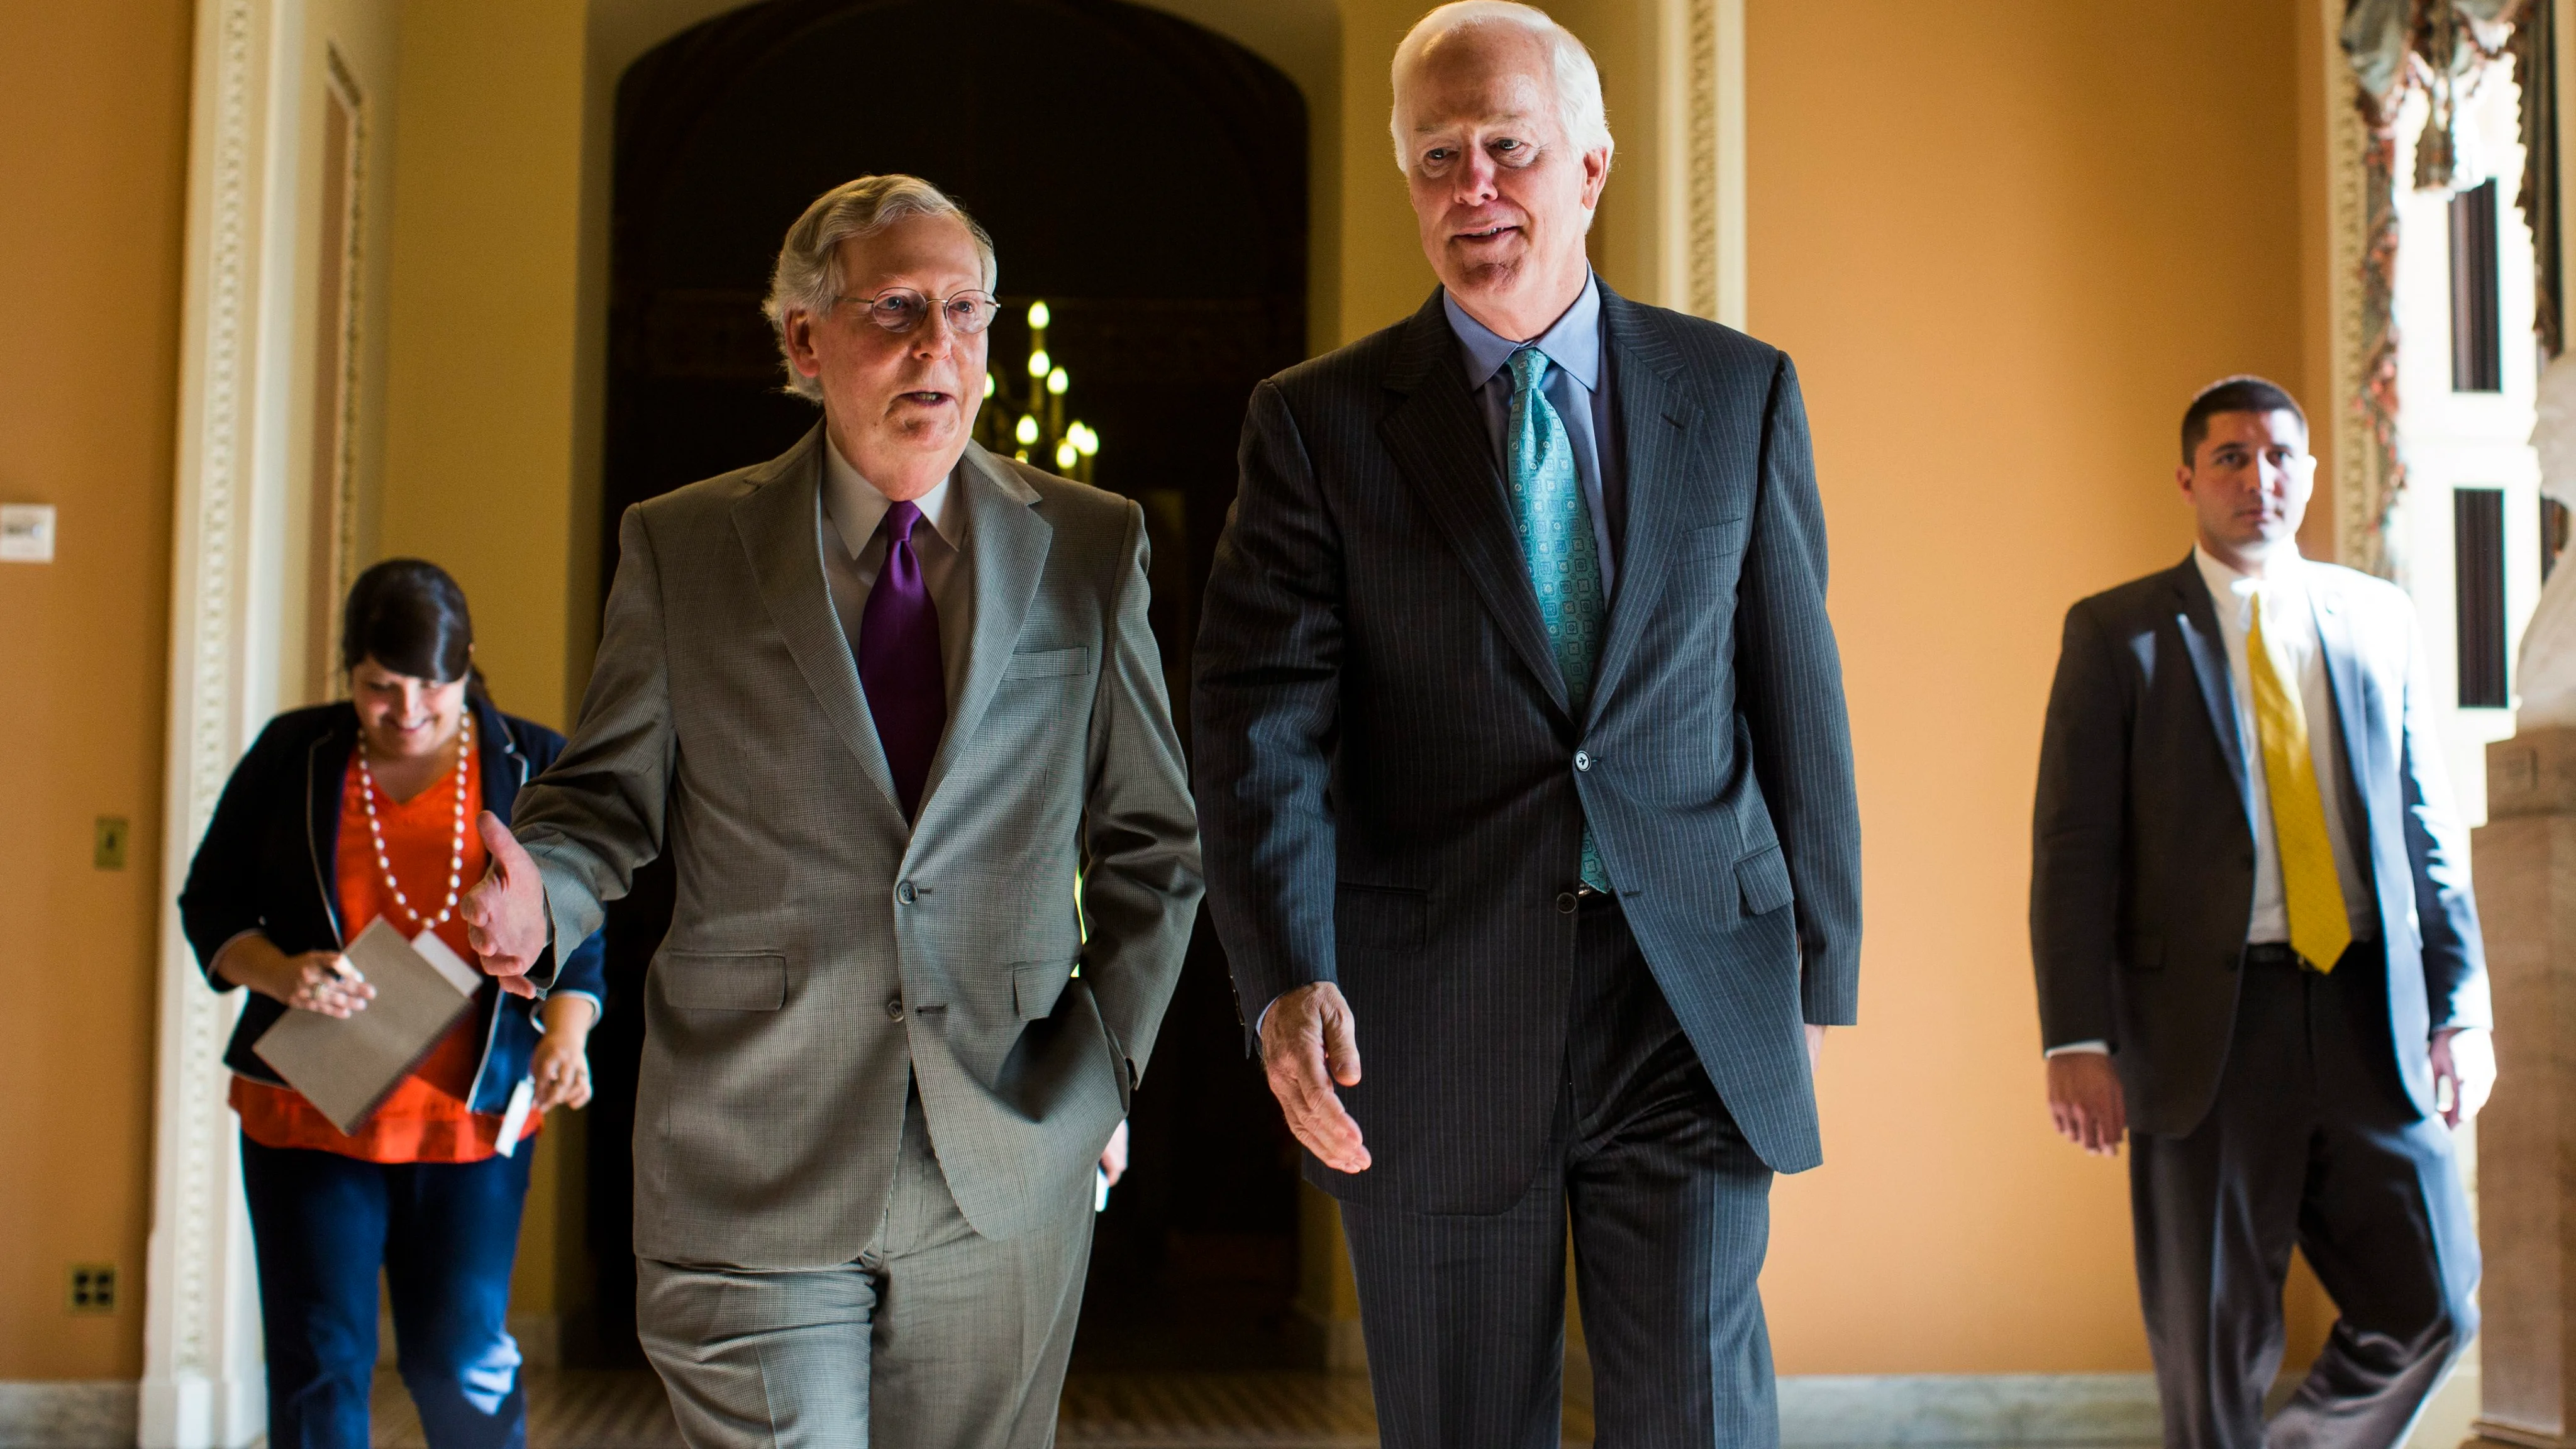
[460,175,1201,1449]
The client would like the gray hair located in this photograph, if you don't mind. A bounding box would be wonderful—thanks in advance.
[1389,2,1613,174]
[762,174,999,401]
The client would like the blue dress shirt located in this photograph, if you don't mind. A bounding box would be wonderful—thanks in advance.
[1444,272,1623,594]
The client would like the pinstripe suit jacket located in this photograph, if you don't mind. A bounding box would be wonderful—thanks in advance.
[1196,286,1862,1208]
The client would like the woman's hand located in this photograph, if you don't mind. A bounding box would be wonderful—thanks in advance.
[214,935,375,1018]
[530,994,597,1111]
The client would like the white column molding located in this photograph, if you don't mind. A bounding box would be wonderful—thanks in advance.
[1660,0,1746,328]
[2323,0,2389,575]
[144,1,304,1443]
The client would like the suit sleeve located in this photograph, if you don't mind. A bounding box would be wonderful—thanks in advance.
[2396,600,2489,1032]
[2030,602,2127,1050]
[1194,379,1346,1047]
[509,504,677,980]
[177,714,294,981]
[1078,501,1207,1089]
[1734,354,1865,1026]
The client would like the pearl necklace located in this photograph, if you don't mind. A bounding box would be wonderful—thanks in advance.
[357,716,472,931]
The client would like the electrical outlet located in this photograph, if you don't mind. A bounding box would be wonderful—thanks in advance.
[94,816,128,870]
[67,1263,116,1314]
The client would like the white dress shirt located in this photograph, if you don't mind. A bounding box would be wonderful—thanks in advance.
[819,435,975,696]
[2049,545,2373,1059]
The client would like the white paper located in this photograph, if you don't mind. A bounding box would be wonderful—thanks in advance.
[1095,1167,1111,1213]
[494,1077,535,1158]
[411,929,485,997]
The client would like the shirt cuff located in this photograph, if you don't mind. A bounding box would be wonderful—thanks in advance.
[2045,1040,2110,1057]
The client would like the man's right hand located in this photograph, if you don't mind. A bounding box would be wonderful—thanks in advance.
[2047,1052,2126,1156]
[1260,981,1371,1174]
[460,812,548,999]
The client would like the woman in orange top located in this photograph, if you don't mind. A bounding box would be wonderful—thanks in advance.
[180,559,606,1449]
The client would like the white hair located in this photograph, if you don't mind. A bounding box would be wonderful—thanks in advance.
[1389,1,1613,174]
[762,174,998,401]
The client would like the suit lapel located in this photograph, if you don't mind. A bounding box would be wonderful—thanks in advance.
[732,426,904,816]
[913,443,1050,827]
[2170,557,2252,824]
[1379,291,1568,719]
[1587,291,1697,708]
[2307,577,2378,827]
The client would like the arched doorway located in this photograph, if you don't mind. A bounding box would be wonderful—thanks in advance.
[583,0,1310,1371]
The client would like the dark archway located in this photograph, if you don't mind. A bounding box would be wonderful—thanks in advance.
[581,0,1309,1373]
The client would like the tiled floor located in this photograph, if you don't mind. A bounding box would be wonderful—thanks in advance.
[367,1367,1599,1447]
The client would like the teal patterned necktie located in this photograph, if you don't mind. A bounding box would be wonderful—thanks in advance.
[1506,347,1610,891]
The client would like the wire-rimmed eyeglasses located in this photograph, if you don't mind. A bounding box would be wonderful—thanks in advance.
[835,287,1002,336]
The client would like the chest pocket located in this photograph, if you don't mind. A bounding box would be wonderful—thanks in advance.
[1004,646,1091,680]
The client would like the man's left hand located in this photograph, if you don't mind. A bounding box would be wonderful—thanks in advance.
[1806,1024,1826,1074]
[1099,1119,1130,1187]
[2430,1026,2495,1128]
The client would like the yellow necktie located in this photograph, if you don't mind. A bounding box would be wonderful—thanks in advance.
[2246,587,2352,972]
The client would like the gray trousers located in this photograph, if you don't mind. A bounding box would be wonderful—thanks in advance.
[2130,944,2479,1449]
[1340,896,1778,1449]
[637,1090,1095,1449]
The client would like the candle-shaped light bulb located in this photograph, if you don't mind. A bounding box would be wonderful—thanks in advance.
[1047,367,1068,396]
[1072,422,1099,457]
[1027,300,1051,330]
[1056,440,1079,470]
[1015,414,1040,446]
[982,373,997,398]
[1027,348,1050,379]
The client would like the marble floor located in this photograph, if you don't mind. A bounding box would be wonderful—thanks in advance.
[365,1367,1596,1448]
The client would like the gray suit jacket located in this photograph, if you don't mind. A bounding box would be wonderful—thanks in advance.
[1196,286,1862,1208]
[2031,555,2489,1135]
[514,426,1201,1265]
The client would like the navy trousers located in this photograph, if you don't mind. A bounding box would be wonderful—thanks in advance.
[1338,896,1779,1449]
[240,1134,532,1449]
[2129,944,2480,1449]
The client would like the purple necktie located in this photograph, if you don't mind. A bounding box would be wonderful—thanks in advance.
[857,500,947,821]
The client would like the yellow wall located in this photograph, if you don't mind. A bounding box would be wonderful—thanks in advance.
[1746,0,2324,1371]
[0,0,194,1380]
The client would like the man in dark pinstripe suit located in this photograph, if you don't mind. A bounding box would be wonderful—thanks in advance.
[1194,5,1862,1445]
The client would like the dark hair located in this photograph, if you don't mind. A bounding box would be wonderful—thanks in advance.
[2180,375,2307,465]
[341,558,489,704]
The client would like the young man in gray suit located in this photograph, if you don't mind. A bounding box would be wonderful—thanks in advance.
[1195,4,1862,1445]
[459,175,1202,1448]
[2033,377,2493,1449]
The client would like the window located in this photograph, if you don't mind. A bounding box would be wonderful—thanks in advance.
[2456,487,2508,706]
[2451,179,2504,393]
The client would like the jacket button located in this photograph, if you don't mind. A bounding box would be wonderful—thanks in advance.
[886,996,905,1021]
[1574,751,1592,771]
[1557,891,1578,914]
[897,881,918,905]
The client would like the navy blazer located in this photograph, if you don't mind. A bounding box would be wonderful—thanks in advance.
[179,696,606,1114]
[2031,555,2490,1135]
[1196,285,1864,1209]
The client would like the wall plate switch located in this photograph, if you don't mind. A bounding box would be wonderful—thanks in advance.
[67,1263,116,1314]
[94,816,129,870]
[0,504,55,563]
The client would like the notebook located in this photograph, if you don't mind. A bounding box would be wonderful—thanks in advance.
[252,917,484,1135]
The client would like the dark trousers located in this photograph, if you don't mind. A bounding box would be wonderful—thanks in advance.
[2129,943,2479,1449]
[240,1135,533,1449]
[1339,896,1777,1449]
